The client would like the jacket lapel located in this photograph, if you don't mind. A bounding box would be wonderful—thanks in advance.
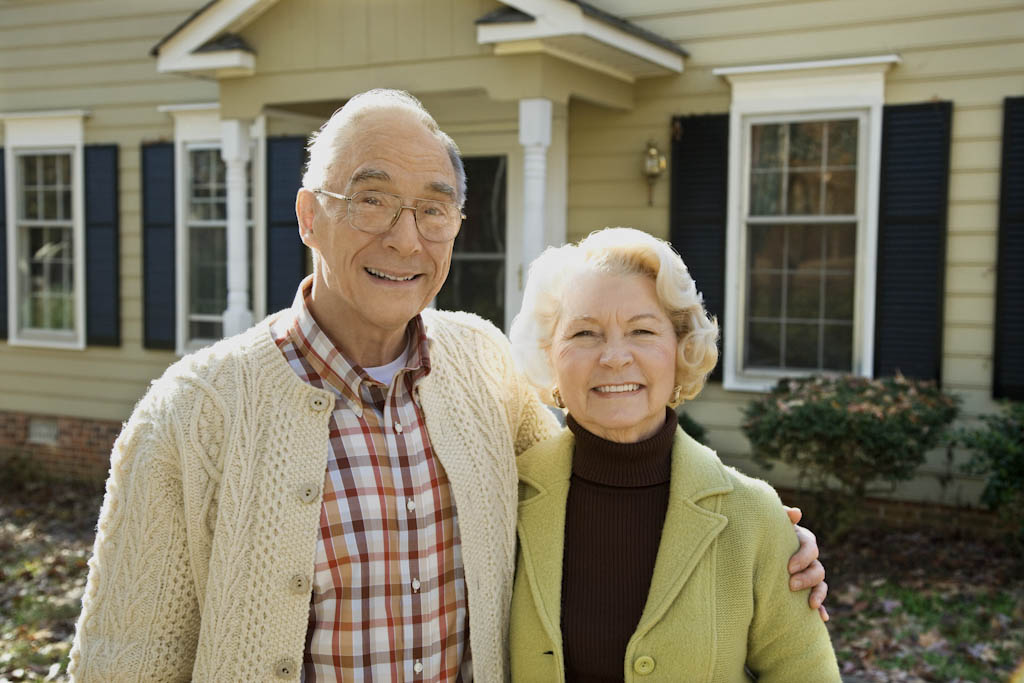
[634,428,733,636]
[515,431,575,652]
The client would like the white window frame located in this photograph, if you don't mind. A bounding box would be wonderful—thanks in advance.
[2,111,88,349]
[160,104,265,355]
[713,55,899,392]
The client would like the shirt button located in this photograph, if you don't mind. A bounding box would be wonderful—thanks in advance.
[395,422,403,433]
[633,655,655,675]
[406,498,416,512]
[274,658,298,678]
[298,483,319,504]
[411,578,421,592]
[413,660,424,675]
[310,395,331,412]
[288,574,310,595]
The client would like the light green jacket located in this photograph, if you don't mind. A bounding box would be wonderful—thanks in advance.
[509,427,841,682]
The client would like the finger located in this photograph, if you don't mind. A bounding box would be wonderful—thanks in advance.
[789,559,825,592]
[809,580,828,608]
[818,604,830,622]
[784,506,802,525]
[788,525,819,574]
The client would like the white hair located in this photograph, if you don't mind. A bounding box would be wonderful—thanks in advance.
[509,227,720,407]
[302,88,466,205]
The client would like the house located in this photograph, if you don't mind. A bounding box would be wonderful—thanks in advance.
[1,0,1021,506]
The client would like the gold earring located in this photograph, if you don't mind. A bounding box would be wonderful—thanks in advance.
[552,387,566,409]
[670,385,683,405]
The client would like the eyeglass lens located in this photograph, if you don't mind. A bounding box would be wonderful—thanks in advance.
[349,191,459,241]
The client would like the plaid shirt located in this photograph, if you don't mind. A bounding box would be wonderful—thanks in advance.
[271,278,470,681]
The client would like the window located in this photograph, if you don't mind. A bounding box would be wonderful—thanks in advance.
[161,105,263,354]
[2,112,86,348]
[184,144,252,345]
[714,55,898,390]
[744,116,861,372]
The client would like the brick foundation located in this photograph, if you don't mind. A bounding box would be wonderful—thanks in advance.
[0,410,121,484]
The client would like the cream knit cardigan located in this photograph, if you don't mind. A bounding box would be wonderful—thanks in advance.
[69,309,559,683]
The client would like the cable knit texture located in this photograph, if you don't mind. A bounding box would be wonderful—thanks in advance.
[69,309,559,683]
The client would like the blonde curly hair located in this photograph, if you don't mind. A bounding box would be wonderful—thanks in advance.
[509,227,719,407]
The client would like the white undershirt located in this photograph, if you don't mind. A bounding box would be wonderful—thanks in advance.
[364,346,410,386]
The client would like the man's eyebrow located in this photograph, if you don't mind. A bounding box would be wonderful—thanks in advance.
[350,168,391,185]
[428,181,457,200]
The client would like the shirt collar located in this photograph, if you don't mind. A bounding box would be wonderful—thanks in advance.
[281,276,432,405]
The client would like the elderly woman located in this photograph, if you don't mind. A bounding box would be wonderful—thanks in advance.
[508,228,840,682]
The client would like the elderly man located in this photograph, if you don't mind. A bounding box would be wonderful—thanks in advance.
[70,89,825,682]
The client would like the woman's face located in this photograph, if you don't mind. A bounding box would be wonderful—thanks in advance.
[549,271,678,443]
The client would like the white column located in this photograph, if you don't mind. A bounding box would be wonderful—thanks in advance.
[221,118,253,336]
[518,98,552,283]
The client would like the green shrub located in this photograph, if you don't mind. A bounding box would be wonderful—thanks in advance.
[956,401,1024,543]
[676,410,709,446]
[742,374,959,529]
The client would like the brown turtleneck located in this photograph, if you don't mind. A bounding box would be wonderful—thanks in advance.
[561,408,676,683]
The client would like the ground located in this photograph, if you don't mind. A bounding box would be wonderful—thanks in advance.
[1,482,1022,682]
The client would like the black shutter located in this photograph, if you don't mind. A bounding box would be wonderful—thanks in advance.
[0,150,6,340]
[994,96,1024,399]
[142,142,176,349]
[84,145,120,346]
[874,102,952,382]
[266,136,307,312]
[669,114,729,381]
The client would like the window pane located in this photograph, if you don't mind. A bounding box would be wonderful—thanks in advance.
[22,156,38,186]
[58,154,71,185]
[751,124,783,169]
[23,190,39,220]
[747,322,780,367]
[824,224,856,268]
[785,323,819,368]
[787,224,823,270]
[824,274,854,320]
[788,122,823,168]
[750,172,782,215]
[825,170,856,214]
[42,155,58,185]
[190,320,223,341]
[749,273,782,317]
[786,273,821,319]
[786,171,821,214]
[190,227,227,316]
[827,119,858,166]
[43,190,59,220]
[749,224,784,269]
[823,323,853,370]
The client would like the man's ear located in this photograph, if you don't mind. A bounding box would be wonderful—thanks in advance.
[296,188,318,248]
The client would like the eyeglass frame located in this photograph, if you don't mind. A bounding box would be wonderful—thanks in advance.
[310,188,466,243]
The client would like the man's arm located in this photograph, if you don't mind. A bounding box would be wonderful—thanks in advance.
[69,388,200,682]
[784,506,829,621]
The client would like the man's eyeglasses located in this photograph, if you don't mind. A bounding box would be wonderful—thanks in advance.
[312,189,464,243]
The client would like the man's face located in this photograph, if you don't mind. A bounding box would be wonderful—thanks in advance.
[300,110,458,351]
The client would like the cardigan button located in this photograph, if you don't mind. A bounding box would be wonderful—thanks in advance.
[288,574,311,595]
[298,483,320,504]
[310,395,332,412]
[633,655,655,675]
[274,657,298,678]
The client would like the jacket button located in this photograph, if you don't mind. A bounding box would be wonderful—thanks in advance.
[289,574,311,595]
[633,655,655,675]
[311,395,331,412]
[298,483,320,504]
[274,658,298,678]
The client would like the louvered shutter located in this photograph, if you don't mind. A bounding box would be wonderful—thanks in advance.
[994,96,1024,399]
[669,114,729,381]
[141,142,176,349]
[84,144,120,346]
[874,102,952,382]
[266,136,307,313]
[0,151,6,340]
